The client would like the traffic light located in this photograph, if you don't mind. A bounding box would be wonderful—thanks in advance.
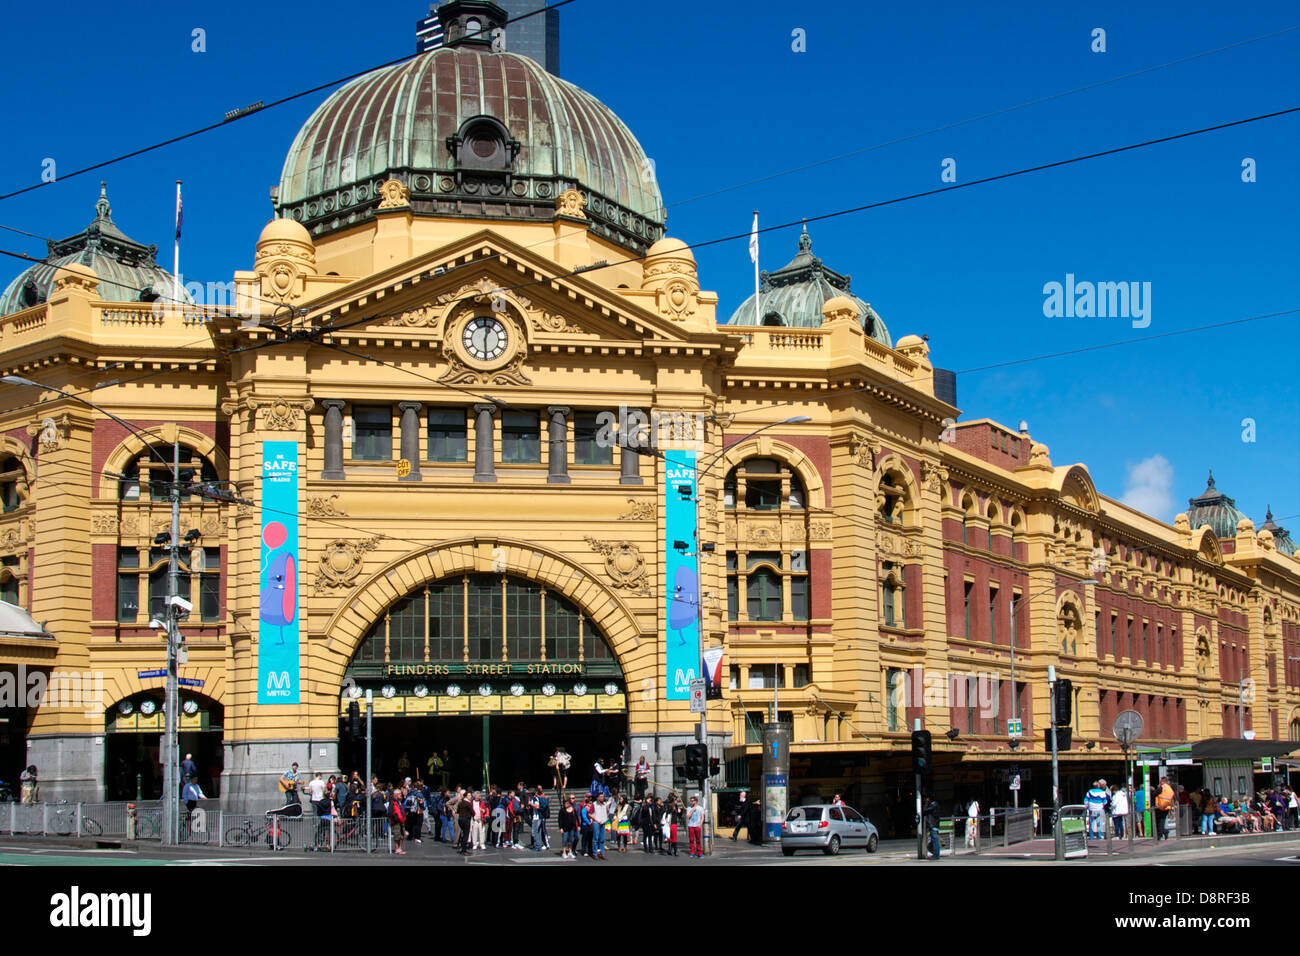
[684,743,708,779]
[1044,727,1072,752]
[347,700,360,739]
[1054,678,1073,726]
[910,729,933,776]
[708,757,721,778]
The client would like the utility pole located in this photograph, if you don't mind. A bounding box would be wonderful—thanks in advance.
[365,689,373,854]
[162,439,182,846]
[1050,664,1062,861]
[915,718,924,861]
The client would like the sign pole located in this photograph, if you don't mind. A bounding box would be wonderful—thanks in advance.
[364,689,373,854]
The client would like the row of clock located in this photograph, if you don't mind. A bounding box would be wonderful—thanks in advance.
[346,681,621,700]
[117,699,200,717]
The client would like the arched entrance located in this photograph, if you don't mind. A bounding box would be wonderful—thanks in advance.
[104,691,224,800]
[339,570,629,791]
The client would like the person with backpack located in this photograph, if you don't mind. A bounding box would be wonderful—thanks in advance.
[1084,781,1109,840]
[405,783,424,844]
[491,792,508,847]
[389,786,407,855]
[530,785,550,851]
[1153,777,1175,841]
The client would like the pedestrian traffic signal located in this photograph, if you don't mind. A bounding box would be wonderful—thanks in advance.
[911,729,933,775]
[1054,678,1072,726]
[347,700,360,739]
[684,743,708,779]
[708,757,720,778]
[1044,727,1072,752]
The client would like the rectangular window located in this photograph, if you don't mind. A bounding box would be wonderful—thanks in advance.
[886,669,903,732]
[0,555,19,605]
[727,576,739,621]
[729,666,739,691]
[989,585,999,644]
[1142,621,1149,662]
[506,582,543,660]
[352,405,393,461]
[791,575,808,621]
[963,581,973,640]
[745,711,765,744]
[573,411,613,465]
[546,596,580,661]
[746,570,782,621]
[792,664,810,687]
[388,593,425,663]
[1127,618,1134,660]
[147,548,189,621]
[747,664,784,690]
[1110,613,1118,659]
[426,407,467,462]
[1155,624,1163,665]
[117,548,139,622]
[882,562,896,627]
[501,410,541,463]
[199,548,220,622]
[467,578,501,660]
[430,582,463,661]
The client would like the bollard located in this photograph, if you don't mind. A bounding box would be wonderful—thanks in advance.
[126,803,137,840]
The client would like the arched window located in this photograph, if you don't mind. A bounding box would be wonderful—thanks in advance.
[0,455,27,512]
[724,457,805,511]
[878,468,912,525]
[119,445,218,502]
[1291,718,1300,743]
[881,562,905,628]
[960,492,976,544]
[1059,604,1081,656]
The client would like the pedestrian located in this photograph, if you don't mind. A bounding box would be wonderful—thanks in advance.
[831,793,845,807]
[19,764,37,805]
[1111,784,1129,839]
[686,795,705,857]
[1031,799,1040,836]
[551,746,571,791]
[1153,776,1175,841]
[640,799,656,853]
[455,788,473,854]
[591,793,610,859]
[965,797,981,848]
[579,795,594,857]
[591,757,606,797]
[389,786,407,855]
[181,752,197,781]
[491,793,507,847]
[1084,780,1108,840]
[747,798,763,845]
[307,771,327,816]
[181,774,205,830]
[405,783,424,843]
[923,796,941,859]
[730,790,749,841]
[614,795,631,852]
[279,762,302,805]
[1134,785,1147,837]
[559,797,579,859]
[634,755,649,799]
[529,786,547,851]
[661,797,679,856]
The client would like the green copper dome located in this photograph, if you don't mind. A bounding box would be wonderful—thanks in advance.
[1185,471,1250,542]
[726,225,891,347]
[275,6,664,254]
[1259,506,1297,556]
[0,183,185,316]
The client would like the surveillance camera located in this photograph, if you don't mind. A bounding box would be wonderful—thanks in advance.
[149,618,166,631]
[167,595,193,614]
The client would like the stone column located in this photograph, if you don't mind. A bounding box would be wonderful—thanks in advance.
[322,399,346,479]
[399,401,423,481]
[546,405,570,484]
[473,403,497,483]
[620,409,644,485]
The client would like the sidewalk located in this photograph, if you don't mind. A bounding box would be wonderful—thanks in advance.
[971,827,1300,861]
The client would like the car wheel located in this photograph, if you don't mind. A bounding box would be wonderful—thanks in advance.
[867,833,878,853]
[823,835,841,856]
[782,847,795,857]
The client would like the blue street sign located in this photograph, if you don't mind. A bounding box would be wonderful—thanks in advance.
[137,669,166,679]
[177,678,204,689]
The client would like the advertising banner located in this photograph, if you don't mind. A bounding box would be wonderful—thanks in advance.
[258,441,300,704]
[664,451,699,700]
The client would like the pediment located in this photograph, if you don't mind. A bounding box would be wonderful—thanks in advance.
[294,230,717,349]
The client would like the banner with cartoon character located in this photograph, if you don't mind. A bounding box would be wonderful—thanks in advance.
[664,451,699,700]
[258,441,299,703]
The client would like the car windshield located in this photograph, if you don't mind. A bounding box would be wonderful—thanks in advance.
[786,806,823,822]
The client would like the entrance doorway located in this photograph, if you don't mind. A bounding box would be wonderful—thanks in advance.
[345,713,627,792]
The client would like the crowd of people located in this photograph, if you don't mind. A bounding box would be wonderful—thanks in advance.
[1081,776,1299,840]
[280,764,722,859]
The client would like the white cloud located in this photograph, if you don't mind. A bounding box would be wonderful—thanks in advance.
[1120,454,1174,520]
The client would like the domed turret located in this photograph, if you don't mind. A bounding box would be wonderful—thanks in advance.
[1185,470,1250,541]
[274,0,663,253]
[727,224,891,346]
[0,183,186,315]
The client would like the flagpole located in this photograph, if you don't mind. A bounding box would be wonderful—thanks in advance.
[751,210,760,326]
[174,181,182,307]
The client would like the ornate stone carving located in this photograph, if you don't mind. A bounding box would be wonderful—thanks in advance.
[921,460,948,494]
[308,495,348,517]
[555,188,587,220]
[314,537,382,593]
[584,536,650,594]
[877,529,922,559]
[120,517,139,536]
[747,525,780,546]
[529,311,582,334]
[200,515,222,537]
[91,514,118,535]
[377,178,411,209]
[0,526,23,552]
[439,344,532,387]
[617,499,655,521]
[809,521,832,540]
[27,414,70,454]
[657,280,697,321]
[254,223,317,303]
[246,396,314,431]
[849,434,877,471]
[383,277,534,329]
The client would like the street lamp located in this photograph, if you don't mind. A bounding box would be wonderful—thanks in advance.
[2,375,244,846]
[673,414,811,854]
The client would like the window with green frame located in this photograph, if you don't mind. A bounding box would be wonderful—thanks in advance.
[352,405,392,461]
[0,457,24,513]
[746,567,782,621]
[147,548,189,620]
[426,407,467,462]
[573,411,613,465]
[501,410,541,463]
[117,548,139,622]
[0,555,18,605]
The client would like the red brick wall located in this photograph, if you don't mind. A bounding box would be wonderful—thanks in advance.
[810,548,832,619]
[90,419,220,496]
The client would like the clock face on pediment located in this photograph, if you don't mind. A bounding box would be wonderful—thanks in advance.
[462,316,509,363]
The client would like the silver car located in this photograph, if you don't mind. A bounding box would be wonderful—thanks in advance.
[781,804,879,856]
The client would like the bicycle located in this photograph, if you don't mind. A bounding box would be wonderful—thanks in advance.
[225,813,292,849]
[50,801,103,837]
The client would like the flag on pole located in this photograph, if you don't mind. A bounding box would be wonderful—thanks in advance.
[748,211,759,264]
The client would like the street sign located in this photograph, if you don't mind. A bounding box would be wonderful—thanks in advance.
[137,669,166,679]
[1261,757,1274,772]
[688,678,706,713]
[177,677,204,689]
[1113,710,1143,747]
[1007,718,1022,738]
[396,458,411,478]
[1009,774,1021,791]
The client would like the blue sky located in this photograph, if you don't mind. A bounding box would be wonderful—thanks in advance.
[0,1,1295,528]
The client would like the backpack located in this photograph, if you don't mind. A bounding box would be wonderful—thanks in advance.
[538,795,550,819]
